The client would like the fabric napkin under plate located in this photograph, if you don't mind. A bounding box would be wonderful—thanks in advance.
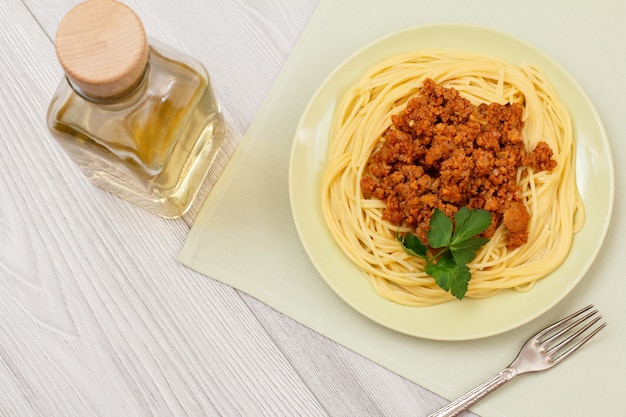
[179,1,626,415]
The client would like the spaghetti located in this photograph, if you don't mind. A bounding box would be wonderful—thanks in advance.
[321,49,584,306]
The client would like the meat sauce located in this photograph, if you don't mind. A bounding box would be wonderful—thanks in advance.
[360,78,556,249]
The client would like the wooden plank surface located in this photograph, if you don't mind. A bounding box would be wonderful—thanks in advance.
[0,1,453,416]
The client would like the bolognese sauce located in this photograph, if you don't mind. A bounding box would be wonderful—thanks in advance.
[360,78,556,249]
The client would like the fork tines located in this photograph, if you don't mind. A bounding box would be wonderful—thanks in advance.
[537,304,607,363]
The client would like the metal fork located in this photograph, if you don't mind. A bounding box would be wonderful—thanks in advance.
[428,304,606,417]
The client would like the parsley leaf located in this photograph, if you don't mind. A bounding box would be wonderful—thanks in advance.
[425,253,471,299]
[451,207,492,243]
[427,209,453,248]
[397,207,491,300]
[450,236,490,265]
[397,232,428,258]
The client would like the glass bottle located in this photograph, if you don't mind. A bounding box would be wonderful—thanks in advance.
[47,0,226,218]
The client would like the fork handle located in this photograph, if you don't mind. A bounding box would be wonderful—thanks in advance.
[427,368,518,417]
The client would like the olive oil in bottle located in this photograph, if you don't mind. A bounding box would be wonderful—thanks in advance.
[47,0,226,218]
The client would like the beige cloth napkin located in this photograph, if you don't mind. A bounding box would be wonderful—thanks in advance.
[179,1,625,415]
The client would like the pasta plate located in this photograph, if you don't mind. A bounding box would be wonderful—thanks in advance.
[288,24,614,340]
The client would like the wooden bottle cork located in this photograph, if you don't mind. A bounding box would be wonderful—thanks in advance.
[55,0,149,99]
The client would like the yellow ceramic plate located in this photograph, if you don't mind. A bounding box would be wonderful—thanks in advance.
[288,24,614,341]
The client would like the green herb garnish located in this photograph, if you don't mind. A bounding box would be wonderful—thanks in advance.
[397,207,492,300]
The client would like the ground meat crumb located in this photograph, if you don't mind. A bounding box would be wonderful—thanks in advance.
[360,78,557,249]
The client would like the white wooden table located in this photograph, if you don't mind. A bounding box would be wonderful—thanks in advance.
[1,1,463,415]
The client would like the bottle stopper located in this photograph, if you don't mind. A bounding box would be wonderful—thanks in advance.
[55,0,149,99]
